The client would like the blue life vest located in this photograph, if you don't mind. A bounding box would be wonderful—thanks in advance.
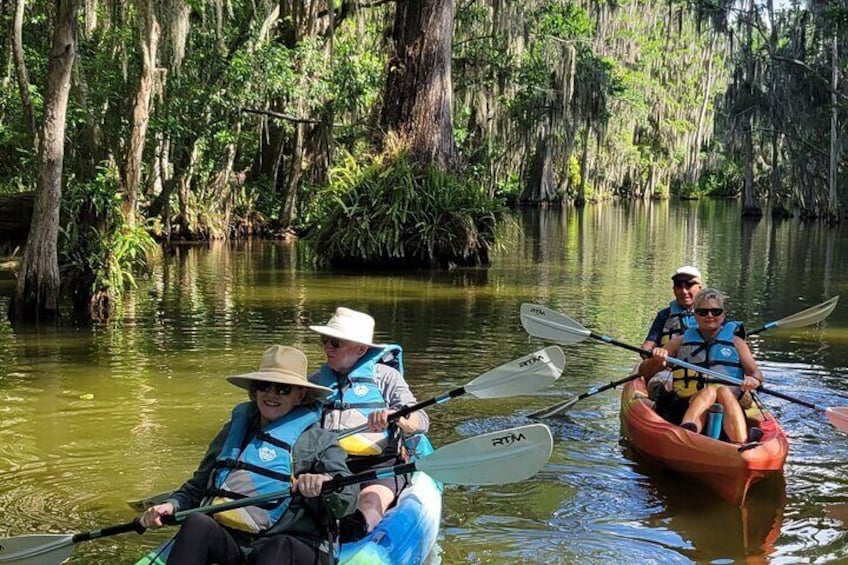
[209,401,320,533]
[660,301,696,345]
[673,321,745,398]
[316,345,403,457]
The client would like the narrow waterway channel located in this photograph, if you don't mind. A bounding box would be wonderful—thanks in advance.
[1,200,847,563]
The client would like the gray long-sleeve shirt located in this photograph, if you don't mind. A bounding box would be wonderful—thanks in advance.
[310,362,430,434]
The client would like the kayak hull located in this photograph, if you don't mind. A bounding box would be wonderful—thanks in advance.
[134,436,442,565]
[619,379,789,506]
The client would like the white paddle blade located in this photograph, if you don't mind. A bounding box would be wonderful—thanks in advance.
[0,534,74,564]
[826,407,848,434]
[774,295,840,330]
[417,424,553,485]
[520,303,591,344]
[465,346,565,399]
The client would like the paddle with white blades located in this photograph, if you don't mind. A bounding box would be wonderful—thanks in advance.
[127,346,565,512]
[0,424,554,565]
[525,297,840,419]
[338,345,566,439]
[520,303,848,432]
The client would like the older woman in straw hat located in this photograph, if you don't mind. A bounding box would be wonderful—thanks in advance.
[309,307,429,541]
[139,345,358,565]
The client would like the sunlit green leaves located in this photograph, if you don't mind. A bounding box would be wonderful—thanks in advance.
[305,151,504,267]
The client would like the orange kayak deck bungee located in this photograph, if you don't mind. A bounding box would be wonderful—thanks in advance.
[619,378,789,506]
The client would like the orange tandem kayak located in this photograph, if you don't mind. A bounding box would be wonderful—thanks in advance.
[619,378,789,506]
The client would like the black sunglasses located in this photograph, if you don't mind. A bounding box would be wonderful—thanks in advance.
[320,335,343,349]
[673,280,700,289]
[695,308,724,317]
[251,381,293,395]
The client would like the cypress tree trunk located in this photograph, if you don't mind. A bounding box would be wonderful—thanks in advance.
[12,0,38,152]
[10,0,79,322]
[740,0,762,218]
[122,0,160,228]
[521,129,559,205]
[827,31,839,223]
[380,0,457,169]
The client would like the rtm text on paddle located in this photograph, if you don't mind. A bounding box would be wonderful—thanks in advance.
[490,432,528,446]
[518,354,547,368]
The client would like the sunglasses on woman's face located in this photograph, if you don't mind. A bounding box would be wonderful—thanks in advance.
[695,308,724,317]
[673,280,700,289]
[320,335,344,349]
[251,381,293,396]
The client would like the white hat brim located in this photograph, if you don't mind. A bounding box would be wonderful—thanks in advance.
[227,370,332,399]
[308,324,383,349]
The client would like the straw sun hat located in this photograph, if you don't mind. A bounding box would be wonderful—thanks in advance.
[309,307,384,348]
[227,345,332,399]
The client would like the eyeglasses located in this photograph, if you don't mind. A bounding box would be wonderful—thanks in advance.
[694,308,724,317]
[673,280,700,289]
[251,381,293,395]
[321,335,343,349]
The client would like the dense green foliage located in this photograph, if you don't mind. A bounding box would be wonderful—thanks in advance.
[307,150,503,268]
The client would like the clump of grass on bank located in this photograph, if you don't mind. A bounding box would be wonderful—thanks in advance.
[305,151,507,269]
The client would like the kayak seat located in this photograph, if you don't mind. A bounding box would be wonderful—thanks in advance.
[745,427,764,444]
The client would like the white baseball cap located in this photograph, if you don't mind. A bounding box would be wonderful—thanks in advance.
[671,265,702,281]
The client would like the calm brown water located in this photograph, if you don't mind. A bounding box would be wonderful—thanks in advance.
[1,200,847,563]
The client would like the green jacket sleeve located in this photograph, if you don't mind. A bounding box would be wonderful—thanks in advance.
[293,426,359,519]
[167,422,231,512]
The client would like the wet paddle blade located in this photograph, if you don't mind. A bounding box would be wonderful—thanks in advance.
[527,395,580,419]
[417,424,553,485]
[520,303,591,344]
[0,534,73,564]
[825,407,848,434]
[465,345,565,399]
[767,296,839,330]
[126,490,174,512]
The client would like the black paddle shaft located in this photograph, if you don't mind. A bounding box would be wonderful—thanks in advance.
[603,331,823,411]
[71,519,146,542]
[160,460,420,526]
[390,388,465,423]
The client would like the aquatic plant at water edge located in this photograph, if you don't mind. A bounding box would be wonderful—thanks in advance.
[60,166,157,320]
[305,152,506,268]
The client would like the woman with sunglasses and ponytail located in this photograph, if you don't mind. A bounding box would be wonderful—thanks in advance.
[639,289,764,444]
[138,345,358,565]
[309,307,429,542]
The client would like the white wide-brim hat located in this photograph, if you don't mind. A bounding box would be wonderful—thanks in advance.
[227,345,332,399]
[309,306,383,348]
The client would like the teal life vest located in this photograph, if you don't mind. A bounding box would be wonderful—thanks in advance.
[208,401,320,533]
[659,301,696,345]
[672,321,745,398]
[316,345,403,458]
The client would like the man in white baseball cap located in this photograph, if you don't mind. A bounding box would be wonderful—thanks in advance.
[309,307,429,541]
[641,266,703,400]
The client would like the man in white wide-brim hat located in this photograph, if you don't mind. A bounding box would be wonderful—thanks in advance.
[138,345,358,564]
[641,266,704,401]
[309,307,429,542]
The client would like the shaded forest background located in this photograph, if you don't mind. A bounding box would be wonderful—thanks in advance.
[0,0,846,321]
